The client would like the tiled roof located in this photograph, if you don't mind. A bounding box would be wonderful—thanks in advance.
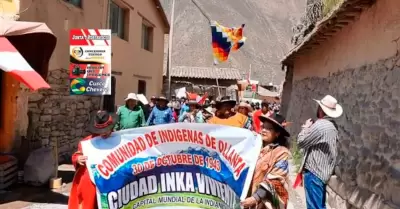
[166,65,242,80]
[281,0,375,64]
[153,0,170,33]
[258,86,279,97]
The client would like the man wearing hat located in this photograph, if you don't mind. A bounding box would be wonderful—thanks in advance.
[115,93,146,130]
[297,95,343,209]
[146,96,174,125]
[208,96,251,129]
[178,99,204,123]
[69,111,118,209]
[202,106,214,122]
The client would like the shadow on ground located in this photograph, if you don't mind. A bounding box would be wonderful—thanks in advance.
[0,164,74,207]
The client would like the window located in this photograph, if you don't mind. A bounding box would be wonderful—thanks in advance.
[109,1,127,39]
[138,80,146,95]
[63,0,82,7]
[141,23,153,51]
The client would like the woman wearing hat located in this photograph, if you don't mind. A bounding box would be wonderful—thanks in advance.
[207,96,251,129]
[241,114,291,209]
[146,96,174,126]
[178,100,204,123]
[115,93,146,130]
[69,111,118,209]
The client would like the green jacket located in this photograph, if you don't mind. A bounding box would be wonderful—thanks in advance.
[115,105,145,130]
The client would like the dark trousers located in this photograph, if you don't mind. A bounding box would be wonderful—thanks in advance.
[304,170,327,209]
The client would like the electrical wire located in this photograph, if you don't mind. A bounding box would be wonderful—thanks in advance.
[17,0,33,15]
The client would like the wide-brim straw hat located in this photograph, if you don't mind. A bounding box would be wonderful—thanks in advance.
[238,102,252,111]
[87,111,119,134]
[313,95,343,118]
[258,113,290,137]
[204,106,214,115]
[125,93,138,101]
[157,96,169,102]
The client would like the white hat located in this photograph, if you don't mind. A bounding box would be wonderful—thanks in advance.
[238,102,252,110]
[314,95,343,118]
[125,93,138,101]
[173,102,181,109]
[204,106,214,115]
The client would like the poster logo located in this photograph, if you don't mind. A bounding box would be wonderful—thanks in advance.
[70,78,86,95]
[72,47,84,58]
[69,78,111,95]
[69,29,111,95]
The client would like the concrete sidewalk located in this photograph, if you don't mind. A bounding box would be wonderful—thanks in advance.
[287,160,331,209]
[0,163,319,209]
[0,165,73,209]
[287,160,307,209]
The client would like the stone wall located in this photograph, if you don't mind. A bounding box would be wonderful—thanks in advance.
[20,69,100,162]
[283,54,400,209]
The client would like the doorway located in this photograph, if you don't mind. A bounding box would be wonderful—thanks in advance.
[0,71,18,152]
[138,79,146,95]
[103,76,116,112]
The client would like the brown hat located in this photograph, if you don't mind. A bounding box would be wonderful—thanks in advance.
[258,113,290,137]
[88,111,118,134]
[157,96,169,102]
[238,102,252,111]
[216,96,236,109]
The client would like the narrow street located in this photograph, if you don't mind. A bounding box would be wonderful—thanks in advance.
[0,162,312,209]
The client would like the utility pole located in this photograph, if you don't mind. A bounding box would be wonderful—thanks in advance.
[100,0,111,110]
[167,0,176,99]
[249,64,252,80]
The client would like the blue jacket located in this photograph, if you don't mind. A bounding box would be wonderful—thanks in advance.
[146,106,174,125]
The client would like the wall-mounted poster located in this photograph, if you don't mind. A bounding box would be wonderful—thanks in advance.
[69,29,111,95]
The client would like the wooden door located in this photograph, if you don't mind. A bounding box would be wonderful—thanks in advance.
[0,72,18,152]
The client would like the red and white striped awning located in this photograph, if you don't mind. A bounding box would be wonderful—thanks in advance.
[0,20,56,90]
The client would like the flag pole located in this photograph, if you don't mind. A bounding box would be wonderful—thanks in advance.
[249,64,252,81]
[192,0,222,98]
[191,0,211,23]
[215,66,221,97]
[167,0,176,100]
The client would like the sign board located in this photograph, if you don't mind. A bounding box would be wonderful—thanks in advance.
[69,29,112,95]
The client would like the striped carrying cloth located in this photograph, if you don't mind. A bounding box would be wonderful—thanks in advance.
[251,144,290,209]
[210,21,246,64]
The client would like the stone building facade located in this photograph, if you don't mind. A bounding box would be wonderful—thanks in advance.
[281,0,400,208]
[10,0,168,161]
[16,70,100,161]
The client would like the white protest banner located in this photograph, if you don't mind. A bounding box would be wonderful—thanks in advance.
[81,123,262,209]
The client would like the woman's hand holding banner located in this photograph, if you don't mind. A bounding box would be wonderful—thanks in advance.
[81,123,262,209]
